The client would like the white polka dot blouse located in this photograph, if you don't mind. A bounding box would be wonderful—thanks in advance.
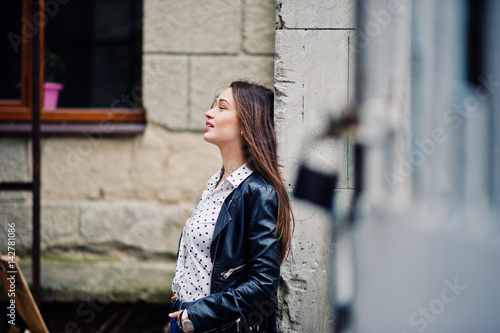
[171,164,253,302]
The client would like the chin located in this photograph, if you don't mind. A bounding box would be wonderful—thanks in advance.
[203,133,213,144]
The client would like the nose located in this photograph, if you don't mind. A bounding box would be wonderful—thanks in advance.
[205,107,215,119]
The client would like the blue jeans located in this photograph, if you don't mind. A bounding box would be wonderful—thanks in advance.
[170,317,182,333]
[170,297,184,333]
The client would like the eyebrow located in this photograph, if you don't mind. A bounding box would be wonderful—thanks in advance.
[217,98,231,106]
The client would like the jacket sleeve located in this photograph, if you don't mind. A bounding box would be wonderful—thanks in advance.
[183,184,281,332]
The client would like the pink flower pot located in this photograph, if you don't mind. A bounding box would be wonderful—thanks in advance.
[43,82,64,110]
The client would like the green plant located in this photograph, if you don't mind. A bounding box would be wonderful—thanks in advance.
[44,49,66,82]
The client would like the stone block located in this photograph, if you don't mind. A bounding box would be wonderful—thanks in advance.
[347,31,356,190]
[304,30,350,189]
[274,30,351,189]
[144,0,242,53]
[277,0,356,29]
[0,190,31,204]
[302,30,350,119]
[41,136,136,201]
[143,55,189,129]
[130,124,221,203]
[349,30,357,105]
[189,55,274,129]
[279,200,334,332]
[243,0,275,54]
[41,124,221,205]
[41,202,80,248]
[80,201,190,256]
[0,203,32,254]
[0,202,79,254]
[19,258,176,303]
[274,30,309,189]
[0,138,30,181]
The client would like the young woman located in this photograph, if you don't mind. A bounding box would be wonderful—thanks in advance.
[168,81,294,333]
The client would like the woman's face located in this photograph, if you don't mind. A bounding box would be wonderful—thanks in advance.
[203,87,242,149]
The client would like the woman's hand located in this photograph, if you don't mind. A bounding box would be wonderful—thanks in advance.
[169,310,195,333]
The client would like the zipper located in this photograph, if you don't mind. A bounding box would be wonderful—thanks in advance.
[221,264,246,279]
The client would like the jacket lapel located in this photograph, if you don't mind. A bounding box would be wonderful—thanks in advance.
[212,192,236,241]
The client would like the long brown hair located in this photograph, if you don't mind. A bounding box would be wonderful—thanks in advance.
[229,80,294,264]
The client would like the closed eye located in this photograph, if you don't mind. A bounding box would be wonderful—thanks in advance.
[217,98,231,110]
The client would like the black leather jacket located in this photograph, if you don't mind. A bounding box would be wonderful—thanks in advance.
[181,173,281,333]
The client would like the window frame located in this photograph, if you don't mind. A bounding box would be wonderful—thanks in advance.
[0,0,146,127]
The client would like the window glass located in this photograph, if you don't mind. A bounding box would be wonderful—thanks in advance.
[45,0,143,108]
[0,1,23,100]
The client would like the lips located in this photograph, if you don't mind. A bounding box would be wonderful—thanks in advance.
[205,121,214,131]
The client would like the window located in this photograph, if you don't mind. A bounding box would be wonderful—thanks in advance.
[0,0,145,129]
[0,0,31,120]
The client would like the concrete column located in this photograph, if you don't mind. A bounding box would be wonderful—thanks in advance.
[274,1,355,331]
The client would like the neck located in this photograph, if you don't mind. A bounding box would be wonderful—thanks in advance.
[219,144,246,179]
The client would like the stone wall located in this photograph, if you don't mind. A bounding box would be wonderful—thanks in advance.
[274,0,356,332]
[0,0,276,302]
[143,0,276,130]
[1,1,357,329]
